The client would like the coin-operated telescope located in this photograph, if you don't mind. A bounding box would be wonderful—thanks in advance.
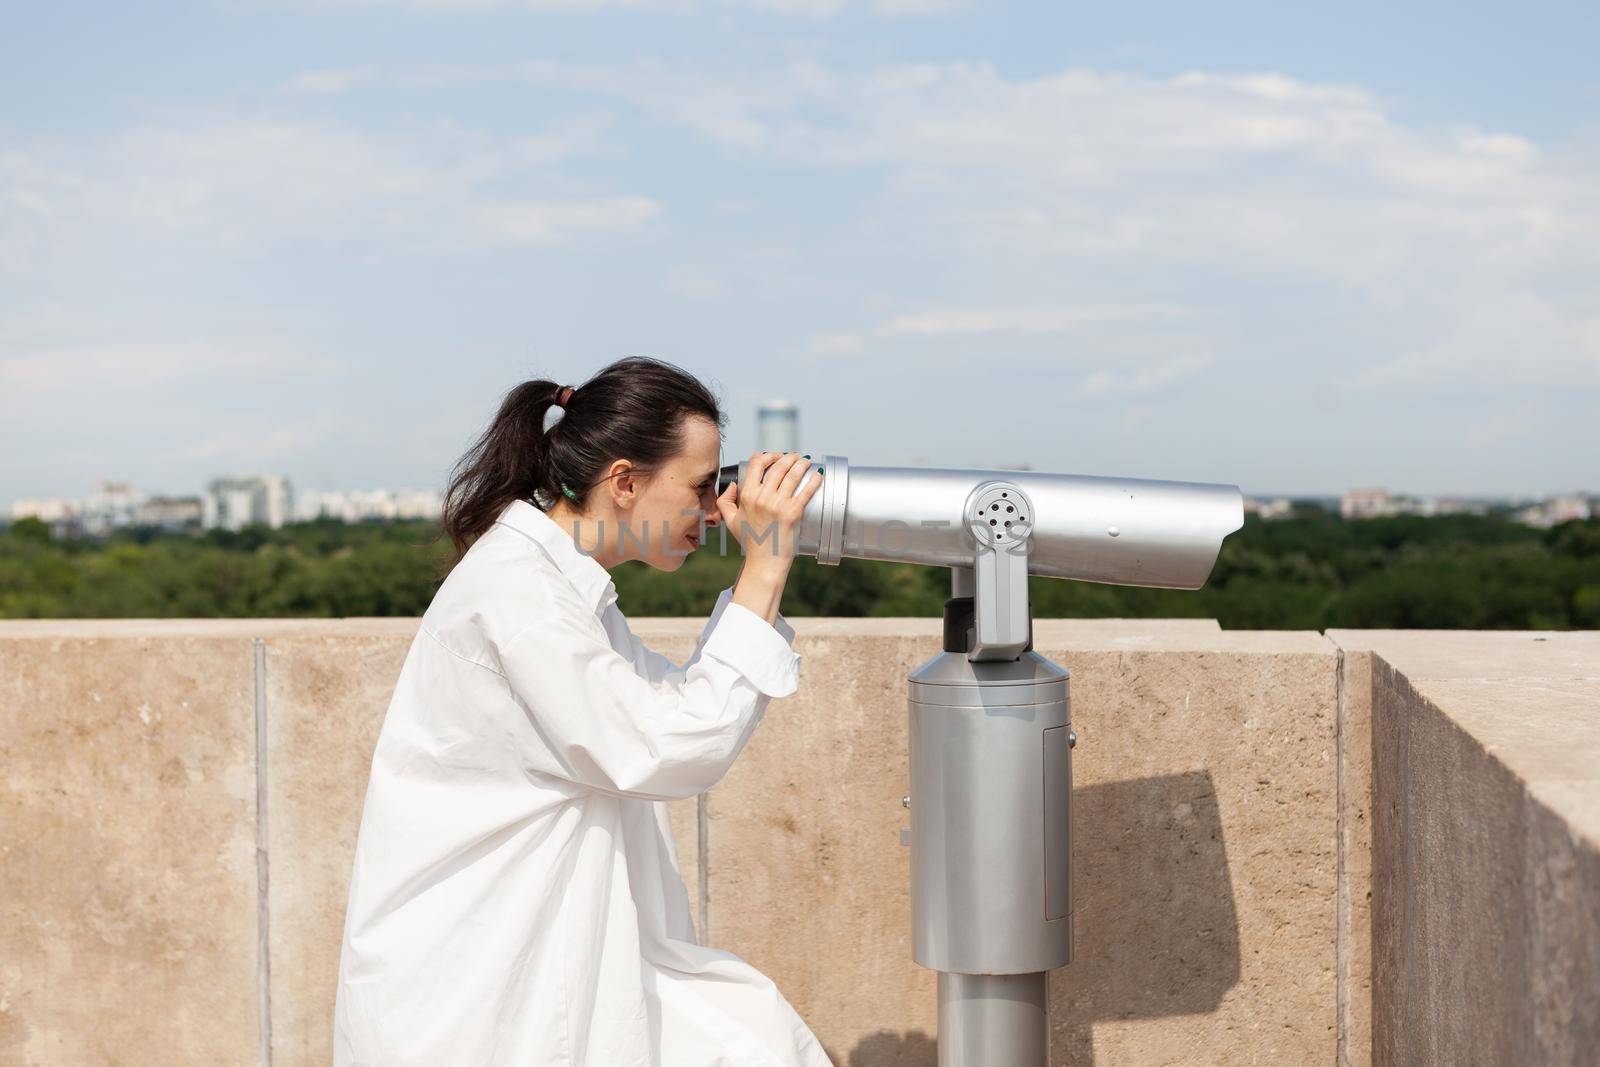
[719,456,1244,1066]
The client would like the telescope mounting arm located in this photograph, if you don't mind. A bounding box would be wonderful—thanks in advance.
[965,480,1035,662]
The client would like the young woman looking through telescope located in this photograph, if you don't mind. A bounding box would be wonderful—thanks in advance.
[332,356,830,1066]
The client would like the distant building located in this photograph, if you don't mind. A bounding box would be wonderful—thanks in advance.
[10,476,448,537]
[136,496,204,531]
[393,488,444,520]
[11,498,76,524]
[756,399,800,454]
[1432,498,1492,517]
[1515,495,1594,528]
[13,483,198,537]
[1341,488,1394,520]
[204,474,293,531]
[1340,488,1446,519]
[295,488,442,523]
[79,480,147,537]
[1246,497,1294,520]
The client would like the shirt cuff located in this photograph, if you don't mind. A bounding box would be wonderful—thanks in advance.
[700,600,802,698]
[716,585,795,648]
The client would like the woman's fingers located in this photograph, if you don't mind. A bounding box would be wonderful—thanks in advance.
[724,451,820,557]
[747,450,782,489]
[799,465,824,503]
[759,452,803,494]
[715,482,739,531]
[728,451,804,560]
[774,456,814,506]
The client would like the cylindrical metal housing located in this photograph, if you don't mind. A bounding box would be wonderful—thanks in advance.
[908,650,1073,975]
[720,457,1243,590]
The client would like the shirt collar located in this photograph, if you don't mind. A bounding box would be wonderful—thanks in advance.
[493,498,619,616]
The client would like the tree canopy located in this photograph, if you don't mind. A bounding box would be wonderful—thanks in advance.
[3,511,1596,629]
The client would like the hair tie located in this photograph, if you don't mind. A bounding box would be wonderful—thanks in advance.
[543,384,576,434]
[547,386,580,501]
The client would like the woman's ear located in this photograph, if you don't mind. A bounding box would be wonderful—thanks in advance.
[606,460,638,509]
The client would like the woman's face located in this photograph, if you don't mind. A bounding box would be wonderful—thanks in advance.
[627,416,723,571]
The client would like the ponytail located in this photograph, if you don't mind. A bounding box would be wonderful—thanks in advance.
[436,356,724,571]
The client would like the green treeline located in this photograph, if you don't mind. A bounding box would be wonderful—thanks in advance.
[3,510,1598,629]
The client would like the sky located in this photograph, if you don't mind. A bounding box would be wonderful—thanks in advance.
[2,1,1597,504]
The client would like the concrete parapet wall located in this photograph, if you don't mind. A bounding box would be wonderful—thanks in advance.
[2,619,1595,1065]
[1328,631,1600,1065]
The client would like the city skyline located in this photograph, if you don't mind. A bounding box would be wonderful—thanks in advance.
[10,466,1589,525]
[3,2,1597,503]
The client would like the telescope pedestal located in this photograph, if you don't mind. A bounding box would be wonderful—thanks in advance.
[907,563,1073,1067]
[937,972,1048,1067]
[710,457,1238,1063]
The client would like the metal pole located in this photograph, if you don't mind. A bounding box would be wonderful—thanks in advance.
[937,973,1048,1067]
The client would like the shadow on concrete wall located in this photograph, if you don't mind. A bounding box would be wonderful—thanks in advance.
[1051,770,1240,1064]
[831,1029,938,1066]
[830,771,1240,1067]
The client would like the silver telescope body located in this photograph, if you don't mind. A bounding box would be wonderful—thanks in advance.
[717,455,1242,590]
[717,454,1243,1066]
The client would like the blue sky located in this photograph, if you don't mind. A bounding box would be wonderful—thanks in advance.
[3,0,1597,503]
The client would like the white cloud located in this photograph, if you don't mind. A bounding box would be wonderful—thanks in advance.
[1354,293,1600,390]
[804,304,1198,368]
[8,57,1599,500]
[805,330,865,357]
[278,66,378,95]
[283,0,953,13]
[0,339,343,402]
[880,304,1189,337]
[663,264,731,299]
[0,111,656,267]
[292,0,697,9]
[1080,353,1213,395]
[1465,401,1539,449]
[875,0,964,13]
[186,408,348,463]
[488,58,1593,392]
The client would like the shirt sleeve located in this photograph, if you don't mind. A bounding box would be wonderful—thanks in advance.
[628,585,797,690]
[495,585,801,800]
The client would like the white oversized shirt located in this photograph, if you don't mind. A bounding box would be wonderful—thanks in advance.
[332,498,832,1066]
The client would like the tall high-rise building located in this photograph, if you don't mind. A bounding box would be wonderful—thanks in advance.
[203,474,293,531]
[756,399,800,454]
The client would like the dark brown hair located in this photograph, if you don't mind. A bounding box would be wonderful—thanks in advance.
[438,356,724,568]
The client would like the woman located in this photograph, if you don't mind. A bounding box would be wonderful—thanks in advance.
[332,357,830,1066]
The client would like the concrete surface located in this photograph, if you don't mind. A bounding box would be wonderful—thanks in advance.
[261,627,415,1066]
[1328,630,1600,1066]
[1324,638,1374,1067]
[0,632,261,1065]
[2,620,1596,1066]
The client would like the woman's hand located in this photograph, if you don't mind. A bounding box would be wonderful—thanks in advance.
[715,451,823,575]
